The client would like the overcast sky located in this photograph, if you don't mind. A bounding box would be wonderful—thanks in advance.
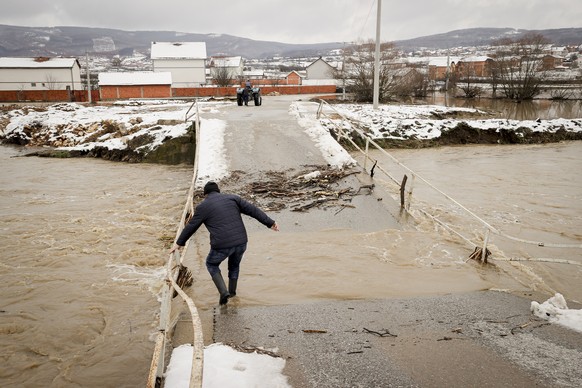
[1,0,580,44]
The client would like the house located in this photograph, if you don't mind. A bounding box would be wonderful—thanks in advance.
[456,56,494,77]
[427,57,460,81]
[286,70,302,85]
[0,57,82,101]
[306,57,335,79]
[98,71,172,100]
[208,56,244,80]
[541,55,564,70]
[151,42,207,87]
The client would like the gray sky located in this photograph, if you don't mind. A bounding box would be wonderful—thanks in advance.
[1,0,580,44]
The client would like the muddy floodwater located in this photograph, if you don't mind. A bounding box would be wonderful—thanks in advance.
[1,141,581,386]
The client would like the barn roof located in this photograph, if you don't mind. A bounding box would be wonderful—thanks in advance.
[150,42,207,59]
[0,57,80,69]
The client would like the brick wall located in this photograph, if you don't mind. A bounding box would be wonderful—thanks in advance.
[0,89,99,103]
[0,84,337,102]
[100,85,171,100]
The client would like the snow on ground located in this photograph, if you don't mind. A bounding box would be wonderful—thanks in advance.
[531,293,582,333]
[2,99,581,164]
[195,117,229,187]
[327,103,582,140]
[164,343,290,388]
[289,101,356,168]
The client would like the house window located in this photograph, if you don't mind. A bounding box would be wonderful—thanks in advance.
[31,82,36,87]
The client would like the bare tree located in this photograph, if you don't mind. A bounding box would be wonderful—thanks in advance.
[457,62,482,98]
[333,40,399,103]
[212,66,232,87]
[491,33,550,100]
[44,74,60,90]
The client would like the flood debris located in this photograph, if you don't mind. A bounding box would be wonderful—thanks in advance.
[220,166,369,213]
[362,327,397,337]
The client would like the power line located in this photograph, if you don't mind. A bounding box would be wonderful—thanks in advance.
[357,0,377,42]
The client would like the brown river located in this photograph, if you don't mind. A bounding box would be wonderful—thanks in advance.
[1,141,581,387]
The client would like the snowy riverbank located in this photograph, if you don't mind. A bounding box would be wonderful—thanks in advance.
[1,99,581,163]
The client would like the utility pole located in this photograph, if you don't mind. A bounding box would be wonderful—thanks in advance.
[373,0,382,109]
[85,52,92,104]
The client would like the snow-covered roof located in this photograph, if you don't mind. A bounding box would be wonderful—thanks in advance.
[427,57,462,67]
[98,71,172,86]
[210,56,242,67]
[0,57,79,69]
[459,56,493,63]
[150,42,207,60]
[243,69,264,77]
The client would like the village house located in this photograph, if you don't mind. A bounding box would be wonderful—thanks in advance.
[305,57,336,79]
[541,54,564,70]
[0,57,83,102]
[285,70,302,85]
[208,56,244,80]
[427,57,460,81]
[455,56,494,77]
[150,42,207,87]
[98,71,172,100]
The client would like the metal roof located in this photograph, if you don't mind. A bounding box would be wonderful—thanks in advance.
[0,57,79,68]
[150,42,207,59]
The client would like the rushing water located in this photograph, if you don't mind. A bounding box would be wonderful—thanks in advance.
[1,141,581,386]
[0,146,190,387]
[358,141,582,303]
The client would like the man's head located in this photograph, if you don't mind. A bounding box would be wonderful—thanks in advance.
[204,181,220,195]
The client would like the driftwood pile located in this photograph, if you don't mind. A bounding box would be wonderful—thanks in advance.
[221,166,371,213]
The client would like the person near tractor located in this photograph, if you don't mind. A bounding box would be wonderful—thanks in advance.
[170,181,279,305]
[243,80,252,105]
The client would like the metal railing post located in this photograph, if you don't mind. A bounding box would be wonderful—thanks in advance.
[364,137,370,170]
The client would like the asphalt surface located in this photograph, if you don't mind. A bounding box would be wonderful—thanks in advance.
[185,95,582,387]
[214,291,582,388]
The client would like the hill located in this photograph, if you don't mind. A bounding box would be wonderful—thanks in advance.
[394,27,582,50]
[0,24,580,59]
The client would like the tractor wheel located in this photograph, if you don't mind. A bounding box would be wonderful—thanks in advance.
[254,95,262,106]
[237,95,243,106]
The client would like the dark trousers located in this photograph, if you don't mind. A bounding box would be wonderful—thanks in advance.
[205,243,247,279]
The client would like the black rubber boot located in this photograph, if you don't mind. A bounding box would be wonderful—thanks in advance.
[211,273,230,305]
[228,278,238,298]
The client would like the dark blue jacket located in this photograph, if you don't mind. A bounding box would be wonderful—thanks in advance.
[176,192,275,250]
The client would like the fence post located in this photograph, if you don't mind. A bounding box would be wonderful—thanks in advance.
[316,100,323,118]
[400,174,408,208]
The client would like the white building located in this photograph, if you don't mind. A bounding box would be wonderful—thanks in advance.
[305,57,336,80]
[209,56,244,78]
[151,42,207,87]
[0,57,82,91]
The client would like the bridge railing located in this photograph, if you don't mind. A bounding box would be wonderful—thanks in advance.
[316,99,582,266]
[147,99,204,388]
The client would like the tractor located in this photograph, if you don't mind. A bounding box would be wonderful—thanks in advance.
[236,86,262,106]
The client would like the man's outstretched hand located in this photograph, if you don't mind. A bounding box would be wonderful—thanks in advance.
[271,222,280,232]
[170,244,184,254]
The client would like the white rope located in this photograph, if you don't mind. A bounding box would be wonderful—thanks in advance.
[317,99,582,250]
